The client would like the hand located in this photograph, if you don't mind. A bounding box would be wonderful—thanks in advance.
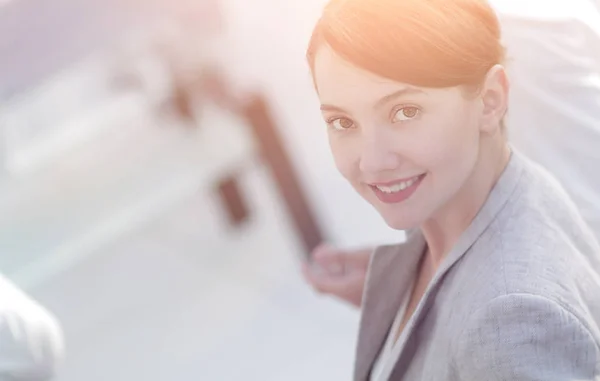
[301,243,374,308]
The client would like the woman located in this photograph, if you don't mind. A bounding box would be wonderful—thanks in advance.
[305,0,600,379]
[304,0,600,309]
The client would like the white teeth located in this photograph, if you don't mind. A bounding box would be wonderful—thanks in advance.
[375,177,419,194]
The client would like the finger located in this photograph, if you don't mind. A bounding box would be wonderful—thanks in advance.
[303,260,352,287]
[302,263,327,292]
[304,260,339,281]
[307,270,363,296]
[311,243,341,262]
[312,245,373,276]
[310,243,346,275]
[345,247,375,268]
[312,244,348,265]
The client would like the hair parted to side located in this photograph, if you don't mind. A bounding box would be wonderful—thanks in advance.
[307,0,506,90]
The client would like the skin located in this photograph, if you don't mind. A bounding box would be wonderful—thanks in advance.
[303,44,511,318]
[301,243,372,307]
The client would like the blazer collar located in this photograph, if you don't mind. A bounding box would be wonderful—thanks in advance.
[353,229,425,381]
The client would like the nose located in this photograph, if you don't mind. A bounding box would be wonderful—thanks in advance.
[358,129,401,174]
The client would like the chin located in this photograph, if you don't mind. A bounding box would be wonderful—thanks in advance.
[379,209,422,231]
[364,193,424,231]
[384,219,418,231]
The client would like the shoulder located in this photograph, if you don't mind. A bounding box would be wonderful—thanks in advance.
[454,293,600,380]
[450,153,600,338]
[488,154,598,257]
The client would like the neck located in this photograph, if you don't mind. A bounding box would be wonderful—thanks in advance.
[421,137,511,268]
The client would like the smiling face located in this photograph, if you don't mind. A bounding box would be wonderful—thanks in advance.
[313,45,487,230]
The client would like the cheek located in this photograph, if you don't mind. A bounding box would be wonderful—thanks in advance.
[428,111,481,181]
[328,134,358,181]
[396,108,479,194]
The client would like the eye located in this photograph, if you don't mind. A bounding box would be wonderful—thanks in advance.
[392,106,421,123]
[327,117,356,131]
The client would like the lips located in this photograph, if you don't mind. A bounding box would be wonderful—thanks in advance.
[369,174,426,204]
[373,176,420,193]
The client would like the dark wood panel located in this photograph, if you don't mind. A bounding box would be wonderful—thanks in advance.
[216,174,250,228]
[241,94,323,256]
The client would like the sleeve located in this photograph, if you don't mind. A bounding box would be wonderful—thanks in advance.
[0,275,65,381]
[454,293,600,381]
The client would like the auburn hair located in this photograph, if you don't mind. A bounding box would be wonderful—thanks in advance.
[307,0,505,90]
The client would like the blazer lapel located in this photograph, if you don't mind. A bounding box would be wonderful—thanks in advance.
[354,230,426,381]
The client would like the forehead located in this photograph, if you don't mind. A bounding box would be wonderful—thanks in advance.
[313,45,417,105]
[312,45,472,114]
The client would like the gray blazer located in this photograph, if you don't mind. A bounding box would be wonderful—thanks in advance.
[356,151,600,380]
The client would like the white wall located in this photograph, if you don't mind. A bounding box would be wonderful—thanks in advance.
[213,0,403,249]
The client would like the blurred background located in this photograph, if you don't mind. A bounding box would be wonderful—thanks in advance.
[0,0,402,379]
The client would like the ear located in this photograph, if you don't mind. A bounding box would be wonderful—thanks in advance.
[479,64,509,134]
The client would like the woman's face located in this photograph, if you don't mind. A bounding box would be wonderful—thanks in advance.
[313,45,487,230]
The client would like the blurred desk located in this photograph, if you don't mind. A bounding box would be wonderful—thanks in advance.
[0,100,257,287]
[0,97,358,381]
[25,163,358,381]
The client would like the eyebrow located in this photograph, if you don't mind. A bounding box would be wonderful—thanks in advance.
[320,86,425,113]
[320,104,348,113]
